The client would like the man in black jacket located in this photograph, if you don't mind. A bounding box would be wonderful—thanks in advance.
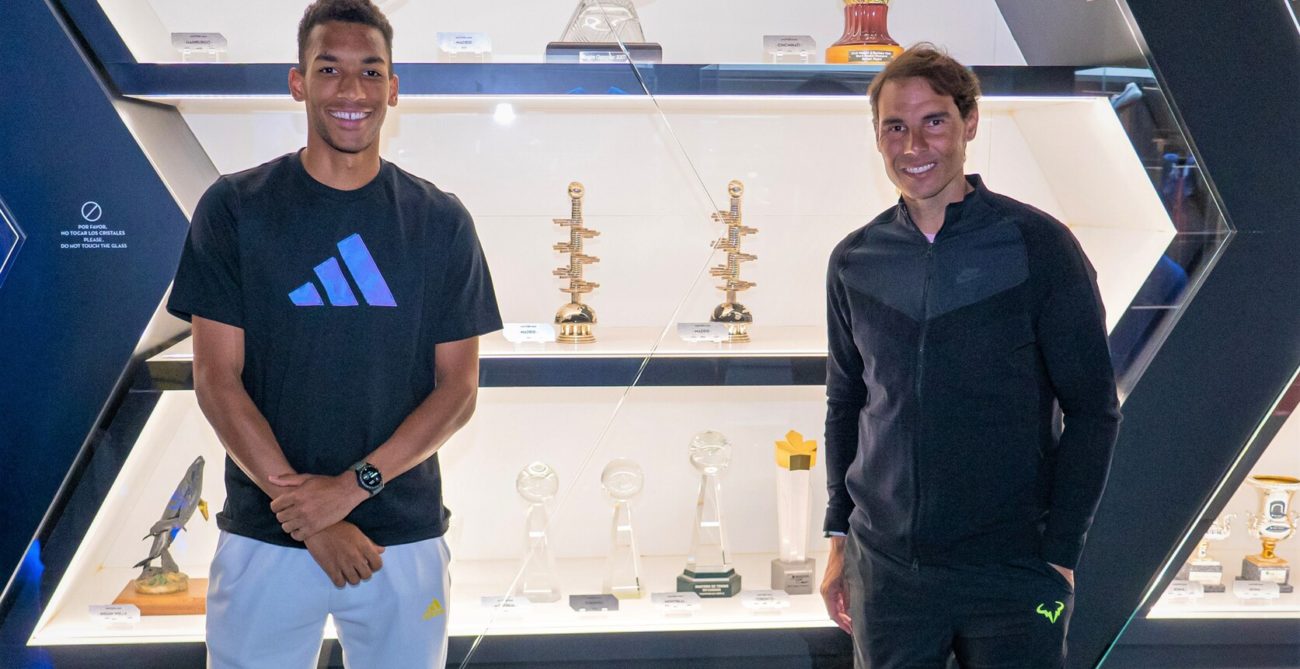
[818,44,1121,668]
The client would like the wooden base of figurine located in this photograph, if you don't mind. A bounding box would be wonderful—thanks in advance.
[113,578,207,615]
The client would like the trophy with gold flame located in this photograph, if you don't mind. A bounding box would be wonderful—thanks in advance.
[708,180,757,343]
[552,182,600,343]
[772,431,818,594]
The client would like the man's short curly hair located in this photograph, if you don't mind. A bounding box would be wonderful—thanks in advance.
[297,0,394,70]
[868,43,981,124]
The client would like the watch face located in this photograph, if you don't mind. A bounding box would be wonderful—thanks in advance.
[359,465,382,489]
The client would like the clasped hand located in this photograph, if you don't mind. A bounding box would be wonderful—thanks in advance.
[269,472,367,542]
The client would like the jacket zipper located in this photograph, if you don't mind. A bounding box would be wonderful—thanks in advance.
[910,242,935,566]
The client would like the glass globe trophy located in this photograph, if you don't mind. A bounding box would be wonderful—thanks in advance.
[601,458,645,599]
[677,431,742,597]
[516,462,562,602]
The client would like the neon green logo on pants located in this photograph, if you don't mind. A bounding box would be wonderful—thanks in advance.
[1036,601,1065,623]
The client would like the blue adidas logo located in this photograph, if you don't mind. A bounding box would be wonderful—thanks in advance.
[289,233,396,307]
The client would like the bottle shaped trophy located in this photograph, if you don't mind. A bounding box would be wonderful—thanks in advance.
[516,462,562,602]
[826,0,903,65]
[1242,474,1300,592]
[1177,514,1234,592]
[553,182,600,343]
[678,431,742,597]
[709,180,757,343]
[601,458,645,599]
[772,431,817,594]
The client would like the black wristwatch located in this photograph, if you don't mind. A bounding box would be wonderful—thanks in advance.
[350,460,384,497]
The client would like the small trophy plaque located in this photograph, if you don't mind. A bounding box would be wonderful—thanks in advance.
[708,180,757,343]
[826,0,903,65]
[1241,474,1300,593]
[1177,514,1234,593]
[678,431,742,598]
[114,456,209,615]
[602,458,645,599]
[552,182,600,344]
[516,462,563,602]
[546,0,663,63]
[772,431,817,594]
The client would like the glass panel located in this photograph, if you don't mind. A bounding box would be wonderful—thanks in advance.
[1146,370,1300,619]
[20,0,1246,663]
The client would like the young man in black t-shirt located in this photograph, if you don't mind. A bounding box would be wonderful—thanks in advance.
[167,2,501,666]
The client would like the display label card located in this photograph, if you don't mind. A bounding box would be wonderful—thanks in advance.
[569,594,619,612]
[1232,579,1281,600]
[1257,567,1288,583]
[438,32,492,56]
[89,604,140,624]
[171,33,227,62]
[677,322,729,343]
[479,595,532,612]
[651,591,702,612]
[763,35,817,64]
[579,51,630,64]
[1163,580,1205,599]
[741,589,792,612]
[504,323,557,343]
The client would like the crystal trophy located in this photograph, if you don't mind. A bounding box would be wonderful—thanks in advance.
[553,182,600,344]
[678,431,742,597]
[546,0,664,63]
[601,458,645,599]
[516,462,562,602]
[131,456,209,595]
[1177,514,1234,592]
[708,180,757,343]
[826,0,903,65]
[1241,474,1300,592]
[772,431,817,594]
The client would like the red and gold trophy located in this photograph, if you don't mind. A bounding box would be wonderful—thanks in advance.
[826,0,903,65]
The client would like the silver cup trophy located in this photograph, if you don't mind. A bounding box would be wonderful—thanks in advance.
[677,431,742,597]
[516,462,562,602]
[1177,514,1234,592]
[1242,474,1300,592]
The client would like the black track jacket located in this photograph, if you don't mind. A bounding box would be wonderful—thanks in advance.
[824,175,1121,570]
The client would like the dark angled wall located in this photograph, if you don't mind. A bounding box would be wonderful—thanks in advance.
[1071,1,1300,666]
[0,0,189,602]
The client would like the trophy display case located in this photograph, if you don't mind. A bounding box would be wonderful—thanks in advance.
[21,0,1292,663]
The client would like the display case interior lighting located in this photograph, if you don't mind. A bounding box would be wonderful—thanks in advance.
[493,102,518,126]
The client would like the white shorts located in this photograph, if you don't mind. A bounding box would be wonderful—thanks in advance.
[205,531,451,669]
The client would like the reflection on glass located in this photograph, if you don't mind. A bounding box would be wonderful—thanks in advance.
[601,458,645,599]
[678,431,742,597]
[516,462,562,602]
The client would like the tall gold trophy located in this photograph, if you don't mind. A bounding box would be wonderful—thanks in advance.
[552,182,600,343]
[1242,474,1300,592]
[709,180,757,343]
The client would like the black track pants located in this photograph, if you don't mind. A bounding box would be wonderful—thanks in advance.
[845,530,1074,669]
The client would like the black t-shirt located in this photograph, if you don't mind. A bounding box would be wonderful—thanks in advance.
[168,151,502,547]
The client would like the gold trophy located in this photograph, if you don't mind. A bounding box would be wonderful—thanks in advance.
[1177,514,1234,592]
[552,182,600,343]
[708,180,757,343]
[1241,475,1300,592]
